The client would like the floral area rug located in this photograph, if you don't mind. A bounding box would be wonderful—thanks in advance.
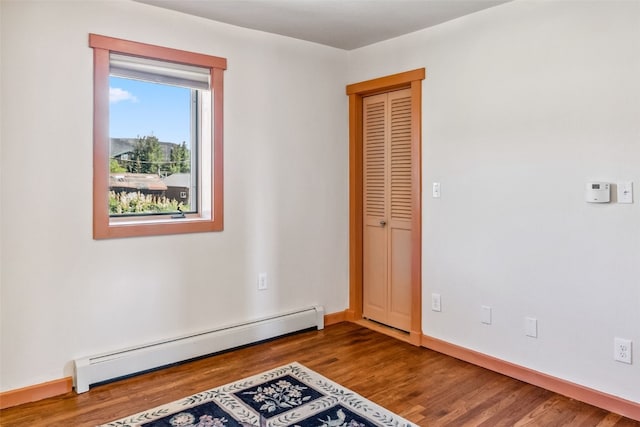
[99,362,417,427]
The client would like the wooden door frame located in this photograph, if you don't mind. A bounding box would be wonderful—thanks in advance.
[346,68,425,346]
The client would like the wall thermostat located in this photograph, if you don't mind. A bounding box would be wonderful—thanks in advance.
[585,182,610,203]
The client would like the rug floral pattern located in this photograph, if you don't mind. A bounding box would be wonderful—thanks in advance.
[100,362,417,427]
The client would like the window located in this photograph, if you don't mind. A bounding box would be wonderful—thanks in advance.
[89,34,226,238]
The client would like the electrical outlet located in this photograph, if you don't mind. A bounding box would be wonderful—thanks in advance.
[257,273,268,290]
[431,293,441,312]
[614,338,632,364]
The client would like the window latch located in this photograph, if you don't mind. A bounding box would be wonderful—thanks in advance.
[171,207,186,219]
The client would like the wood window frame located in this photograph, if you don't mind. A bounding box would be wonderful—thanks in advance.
[346,68,425,345]
[89,34,227,239]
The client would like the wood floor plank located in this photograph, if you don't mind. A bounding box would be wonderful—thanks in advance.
[0,323,638,426]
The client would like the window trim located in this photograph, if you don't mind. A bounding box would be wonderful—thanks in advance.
[89,34,226,239]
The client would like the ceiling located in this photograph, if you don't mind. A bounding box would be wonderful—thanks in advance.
[134,0,512,50]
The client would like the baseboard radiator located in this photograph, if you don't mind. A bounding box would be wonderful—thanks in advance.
[74,305,325,393]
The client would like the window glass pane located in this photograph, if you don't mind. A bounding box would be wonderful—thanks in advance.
[109,76,197,216]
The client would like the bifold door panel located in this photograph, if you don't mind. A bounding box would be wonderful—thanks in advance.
[362,89,412,332]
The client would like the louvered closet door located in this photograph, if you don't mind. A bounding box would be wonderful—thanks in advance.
[363,93,388,324]
[363,89,412,332]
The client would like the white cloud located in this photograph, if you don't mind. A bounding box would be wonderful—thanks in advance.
[109,87,138,104]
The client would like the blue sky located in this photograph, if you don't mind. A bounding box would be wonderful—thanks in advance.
[109,76,191,145]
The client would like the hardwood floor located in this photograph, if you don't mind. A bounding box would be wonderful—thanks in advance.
[1,322,638,426]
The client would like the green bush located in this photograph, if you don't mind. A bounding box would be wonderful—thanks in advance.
[109,191,186,215]
[110,159,127,173]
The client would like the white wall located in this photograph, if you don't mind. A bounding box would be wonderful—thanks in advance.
[0,0,348,391]
[349,0,640,402]
[2,0,639,406]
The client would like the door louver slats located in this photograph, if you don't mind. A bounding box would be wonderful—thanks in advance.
[364,100,386,218]
[390,96,412,221]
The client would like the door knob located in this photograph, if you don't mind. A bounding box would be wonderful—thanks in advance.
[379,220,387,226]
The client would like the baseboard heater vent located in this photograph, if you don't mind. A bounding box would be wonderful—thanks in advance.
[74,305,324,393]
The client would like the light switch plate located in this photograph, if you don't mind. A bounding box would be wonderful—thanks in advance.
[617,182,633,204]
[432,182,441,198]
[481,305,492,325]
[525,317,538,338]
